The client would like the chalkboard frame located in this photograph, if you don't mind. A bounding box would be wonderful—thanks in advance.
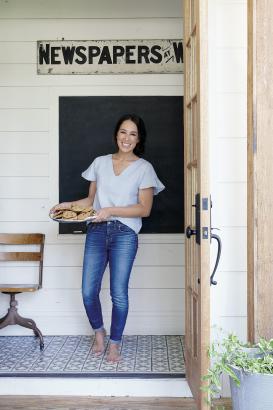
[59,96,184,234]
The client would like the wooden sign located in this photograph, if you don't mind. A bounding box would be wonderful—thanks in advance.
[37,40,183,74]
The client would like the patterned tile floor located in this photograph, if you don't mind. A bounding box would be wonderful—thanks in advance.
[0,335,185,378]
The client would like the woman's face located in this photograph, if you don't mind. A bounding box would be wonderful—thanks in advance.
[116,120,139,154]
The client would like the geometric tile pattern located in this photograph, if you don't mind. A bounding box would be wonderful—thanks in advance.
[0,335,185,378]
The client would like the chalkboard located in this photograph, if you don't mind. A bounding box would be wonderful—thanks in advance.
[59,96,184,234]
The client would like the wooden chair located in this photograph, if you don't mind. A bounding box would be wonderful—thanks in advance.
[0,233,45,350]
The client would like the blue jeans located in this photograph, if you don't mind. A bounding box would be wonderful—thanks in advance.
[82,220,138,344]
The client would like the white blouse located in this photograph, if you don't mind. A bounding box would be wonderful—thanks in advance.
[82,154,165,233]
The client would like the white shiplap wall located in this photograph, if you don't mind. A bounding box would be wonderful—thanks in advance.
[209,0,247,342]
[0,0,185,335]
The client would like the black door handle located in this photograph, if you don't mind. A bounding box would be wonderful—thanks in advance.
[185,226,196,238]
[186,196,222,285]
[210,230,222,285]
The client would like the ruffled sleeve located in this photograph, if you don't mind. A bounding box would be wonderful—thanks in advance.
[139,163,165,196]
[81,158,97,181]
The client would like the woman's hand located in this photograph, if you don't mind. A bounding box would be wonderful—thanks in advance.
[50,202,72,214]
[93,207,113,222]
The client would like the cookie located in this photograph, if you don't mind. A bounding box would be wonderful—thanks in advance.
[52,211,64,219]
[55,206,71,211]
[82,207,92,212]
[77,212,91,220]
[62,210,77,219]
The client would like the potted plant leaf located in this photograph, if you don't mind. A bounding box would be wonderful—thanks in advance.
[202,332,273,410]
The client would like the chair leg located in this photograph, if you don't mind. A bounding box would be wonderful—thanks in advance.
[0,294,18,328]
[15,312,44,350]
[0,312,9,327]
[0,293,44,350]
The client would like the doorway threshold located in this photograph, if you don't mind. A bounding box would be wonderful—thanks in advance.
[0,335,185,379]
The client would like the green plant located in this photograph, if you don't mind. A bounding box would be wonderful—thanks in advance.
[202,332,273,406]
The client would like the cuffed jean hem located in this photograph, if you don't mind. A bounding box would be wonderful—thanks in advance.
[109,338,121,345]
[94,326,105,333]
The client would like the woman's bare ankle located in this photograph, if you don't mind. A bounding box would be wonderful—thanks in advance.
[92,328,107,355]
[107,342,121,362]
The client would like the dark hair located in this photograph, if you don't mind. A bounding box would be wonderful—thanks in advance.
[113,114,146,156]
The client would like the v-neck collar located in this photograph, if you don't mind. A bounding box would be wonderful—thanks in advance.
[110,154,142,177]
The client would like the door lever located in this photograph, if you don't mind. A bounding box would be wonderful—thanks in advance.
[186,226,196,238]
[210,228,222,285]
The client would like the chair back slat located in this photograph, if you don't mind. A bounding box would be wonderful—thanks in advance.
[0,252,42,262]
[0,234,44,245]
[0,233,45,288]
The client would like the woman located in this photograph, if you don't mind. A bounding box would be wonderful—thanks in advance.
[54,114,165,362]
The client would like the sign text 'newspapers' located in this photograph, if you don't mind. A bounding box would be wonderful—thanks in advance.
[37,40,183,74]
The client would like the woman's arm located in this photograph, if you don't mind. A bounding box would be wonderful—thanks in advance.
[94,187,154,222]
[51,182,97,212]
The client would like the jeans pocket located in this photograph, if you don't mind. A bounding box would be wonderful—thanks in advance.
[88,222,102,232]
[118,222,134,234]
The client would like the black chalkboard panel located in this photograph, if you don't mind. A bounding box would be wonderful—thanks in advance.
[59,96,184,234]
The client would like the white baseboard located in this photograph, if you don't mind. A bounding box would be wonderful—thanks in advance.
[0,378,192,397]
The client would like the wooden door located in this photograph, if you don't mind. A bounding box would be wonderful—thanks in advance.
[184,1,210,408]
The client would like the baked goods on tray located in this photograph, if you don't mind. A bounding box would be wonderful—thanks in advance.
[50,205,97,222]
